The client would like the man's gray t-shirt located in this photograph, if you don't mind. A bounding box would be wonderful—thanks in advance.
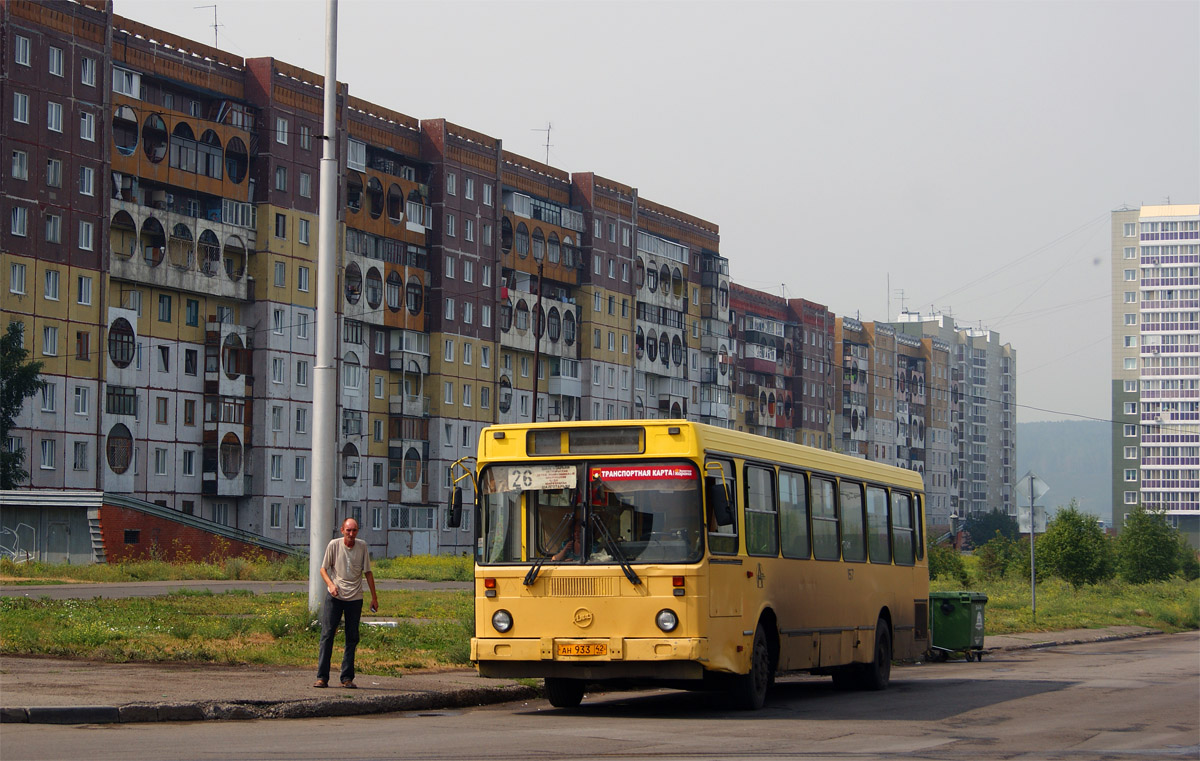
[322,538,371,601]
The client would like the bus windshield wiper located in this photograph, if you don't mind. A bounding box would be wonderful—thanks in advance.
[523,511,575,586]
[590,513,642,586]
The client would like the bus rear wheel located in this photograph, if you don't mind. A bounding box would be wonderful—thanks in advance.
[544,677,585,708]
[732,624,772,710]
[858,618,892,691]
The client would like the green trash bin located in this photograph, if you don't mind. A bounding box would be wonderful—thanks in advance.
[929,591,988,661]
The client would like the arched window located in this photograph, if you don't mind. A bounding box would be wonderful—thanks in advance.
[220,432,242,478]
[548,232,560,264]
[514,300,530,331]
[547,307,561,342]
[532,227,545,261]
[106,424,133,474]
[500,300,513,332]
[515,222,529,258]
[403,447,422,488]
[108,318,135,368]
[342,352,362,389]
[365,267,383,309]
[563,310,576,346]
[345,263,362,305]
[367,176,384,219]
[646,330,658,362]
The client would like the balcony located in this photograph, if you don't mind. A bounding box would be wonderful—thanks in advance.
[548,360,582,398]
[389,394,430,417]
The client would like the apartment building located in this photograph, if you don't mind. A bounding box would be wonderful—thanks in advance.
[894,314,1016,524]
[1111,204,1200,543]
[2,1,1019,555]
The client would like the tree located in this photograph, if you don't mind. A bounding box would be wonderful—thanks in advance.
[975,533,1025,580]
[927,543,969,586]
[964,509,1019,547]
[0,322,45,489]
[1117,507,1179,583]
[1036,502,1114,588]
[1177,536,1200,582]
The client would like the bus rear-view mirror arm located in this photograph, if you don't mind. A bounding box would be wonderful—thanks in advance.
[446,457,478,529]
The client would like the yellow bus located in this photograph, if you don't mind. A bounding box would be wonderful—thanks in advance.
[449,419,929,710]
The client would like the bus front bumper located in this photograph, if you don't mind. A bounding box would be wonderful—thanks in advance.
[472,637,708,680]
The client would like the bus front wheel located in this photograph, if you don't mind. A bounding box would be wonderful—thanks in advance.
[545,677,585,708]
[732,624,772,710]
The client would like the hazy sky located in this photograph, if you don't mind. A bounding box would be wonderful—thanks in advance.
[120,0,1199,424]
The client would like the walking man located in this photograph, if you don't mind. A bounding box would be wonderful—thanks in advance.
[314,517,378,689]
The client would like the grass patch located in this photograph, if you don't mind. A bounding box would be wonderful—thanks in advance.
[931,573,1198,634]
[0,590,472,673]
[0,553,471,584]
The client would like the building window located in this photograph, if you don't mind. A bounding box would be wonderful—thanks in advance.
[9,263,26,294]
[274,261,286,287]
[297,360,309,386]
[1124,222,1136,237]
[446,172,456,196]
[483,183,493,206]
[185,299,199,326]
[75,331,90,360]
[275,213,287,239]
[1124,402,1136,414]
[1123,424,1137,437]
[40,439,56,470]
[1124,446,1138,459]
[79,221,93,251]
[41,382,56,412]
[271,455,283,480]
[299,172,312,198]
[42,326,58,356]
[73,441,89,471]
[299,124,311,150]
[13,92,29,124]
[77,275,92,305]
[270,503,282,529]
[276,117,289,144]
[79,165,95,196]
[80,57,96,86]
[1124,357,1137,370]
[298,267,310,292]
[464,176,475,200]
[158,294,172,322]
[11,207,28,237]
[12,149,28,180]
[81,111,95,141]
[14,35,31,66]
[274,165,287,191]
[1124,469,1137,482]
[46,158,62,187]
[44,269,60,300]
[295,456,307,481]
[47,101,63,132]
[1124,269,1136,281]
[464,218,474,242]
[296,407,308,433]
[297,312,309,338]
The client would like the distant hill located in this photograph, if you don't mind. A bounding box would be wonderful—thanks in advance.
[1016,421,1111,522]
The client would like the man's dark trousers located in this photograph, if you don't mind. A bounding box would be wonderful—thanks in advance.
[316,593,363,684]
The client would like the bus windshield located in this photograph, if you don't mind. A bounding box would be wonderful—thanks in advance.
[478,461,703,565]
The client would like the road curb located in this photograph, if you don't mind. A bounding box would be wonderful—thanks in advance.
[989,628,1163,653]
[1,683,541,724]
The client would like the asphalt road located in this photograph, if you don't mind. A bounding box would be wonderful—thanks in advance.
[3,632,1196,761]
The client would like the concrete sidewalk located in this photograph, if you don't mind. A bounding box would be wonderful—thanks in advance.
[0,626,1162,724]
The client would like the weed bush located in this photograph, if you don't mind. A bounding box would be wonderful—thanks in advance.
[928,544,969,586]
[1037,504,1115,588]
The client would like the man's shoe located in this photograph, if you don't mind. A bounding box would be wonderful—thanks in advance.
[341,680,357,689]
[313,679,328,688]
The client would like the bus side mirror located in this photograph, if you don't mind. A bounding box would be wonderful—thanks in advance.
[707,479,733,526]
[447,487,463,529]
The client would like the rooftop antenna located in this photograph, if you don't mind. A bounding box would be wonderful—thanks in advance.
[195,4,221,48]
[532,122,552,165]
[894,288,907,315]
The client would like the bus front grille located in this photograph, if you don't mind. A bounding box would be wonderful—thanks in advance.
[546,577,618,597]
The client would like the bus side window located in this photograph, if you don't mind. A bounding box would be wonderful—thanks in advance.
[745,464,778,557]
[866,486,890,563]
[780,470,809,559]
[892,492,915,565]
[705,458,738,555]
[915,494,925,559]
[839,480,866,562]
[811,477,839,560]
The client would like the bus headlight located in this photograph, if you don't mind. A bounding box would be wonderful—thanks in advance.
[492,609,513,633]
[655,609,678,633]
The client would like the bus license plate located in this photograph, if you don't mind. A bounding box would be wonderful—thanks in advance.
[557,643,607,657]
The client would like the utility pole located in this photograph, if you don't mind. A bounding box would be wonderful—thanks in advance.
[310,0,339,612]
[531,259,545,422]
